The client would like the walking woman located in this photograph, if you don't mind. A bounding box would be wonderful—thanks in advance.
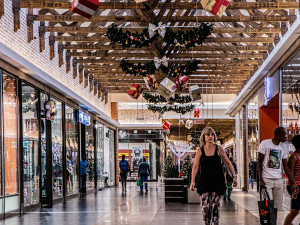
[284,135,300,225]
[190,127,237,225]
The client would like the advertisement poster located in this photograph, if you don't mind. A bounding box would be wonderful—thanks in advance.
[132,147,143,177]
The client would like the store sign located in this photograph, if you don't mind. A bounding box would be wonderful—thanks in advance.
[132,147,143,176]
[78,110,90,126]
[264,77,272,106]
[193,119,205,124]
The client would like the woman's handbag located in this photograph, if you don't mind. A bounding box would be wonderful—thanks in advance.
[136,177,142,187]
[258,187,276,225]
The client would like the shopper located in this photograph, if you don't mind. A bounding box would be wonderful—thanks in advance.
[79,158,88,197]
[138,158,150,192]
[223,156,238,201]
[119,154,130,192]
[258,126,298,222]
[190,126,237,225]
[284,135,300,225]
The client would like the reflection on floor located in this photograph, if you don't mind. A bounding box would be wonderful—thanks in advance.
[1,183,299,225]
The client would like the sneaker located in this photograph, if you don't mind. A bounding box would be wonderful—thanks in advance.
[228,197,231,201]
[223,196,226,201]
[145,189,148,192]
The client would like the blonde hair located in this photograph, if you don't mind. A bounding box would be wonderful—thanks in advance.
[199,126,218,147]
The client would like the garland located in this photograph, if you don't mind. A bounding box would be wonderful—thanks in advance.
[106,23,213,49]
[143,93,192,104]
[120,59,199,78]
[106,24,159,48]
[164,23,213,48]
[148,104,195,114]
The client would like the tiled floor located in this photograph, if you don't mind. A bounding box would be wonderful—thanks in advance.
[0,183,299,225]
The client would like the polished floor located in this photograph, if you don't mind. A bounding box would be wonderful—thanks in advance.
[1,183,300,225]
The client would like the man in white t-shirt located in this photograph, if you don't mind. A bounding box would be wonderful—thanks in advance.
[258,126,298,221]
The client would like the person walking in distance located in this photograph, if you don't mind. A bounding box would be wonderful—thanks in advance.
[284,135,300,225]
[138,158,150,192]
[223,156,238,201]
[190,126,237,225]
[80,158,88,197]
[119,154,130,192]
[258,126,299,222]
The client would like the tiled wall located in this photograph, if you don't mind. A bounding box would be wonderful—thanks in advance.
[0,2,111,116]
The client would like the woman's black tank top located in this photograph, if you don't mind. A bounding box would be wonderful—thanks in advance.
[197,145,226,195]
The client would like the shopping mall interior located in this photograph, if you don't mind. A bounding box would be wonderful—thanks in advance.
[0,0,299,224]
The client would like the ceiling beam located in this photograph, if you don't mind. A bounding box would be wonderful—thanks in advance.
[63,44,269,52]
[20,1,300,10]
[45,26,283,34]
[70,52,264,59]
[32,15,291,23]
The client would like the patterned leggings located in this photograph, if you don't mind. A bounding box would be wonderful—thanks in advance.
[200,192,221,225]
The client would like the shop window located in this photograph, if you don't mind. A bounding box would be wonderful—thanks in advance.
[282,58,300,153]
[248,93,259,162]
[51,99,63,199]
[22,83,39,206]
[3,73,18,195]
[65,106,79,195]
[86,120,95,190]
[96,123,104,189]
[40,93,47,198]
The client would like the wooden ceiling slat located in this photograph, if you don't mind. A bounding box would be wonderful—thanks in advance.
[54,36,274,43]
[84,65,255,70]
[63,44,269,51]
[45,26,282,34]
[89,71,251,76]
[20,1,300,10]
[32,15,290,23]
[70,52,264,59]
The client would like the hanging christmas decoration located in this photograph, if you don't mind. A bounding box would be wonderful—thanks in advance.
[158,77,177,100]
[106,23,212,49]
[187,134,193,142]
[119,59,156,77]
[148,23,167,38]
[106,24,159,48]
[296,122,299,133]
[143,93,192,104]
[162,121,171,131]
[160,60,199,78]
[45,99,57,121]
[290,122,294,133]
[185,119,193,129]
[148,104,195,114]
[189,85,202,101]
[176,75,189,91]
[194,108,200,118]
[179,115,185,124]
[71,0,99,19]
[164,23,213,48]
[119,59,199,78]
[144,75,158,91]
[201,0,230,17]
[128,83,143,99]
[167,141,193,172]
[154,56,168,69]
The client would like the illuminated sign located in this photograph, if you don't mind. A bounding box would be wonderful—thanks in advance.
[78,110,90,126]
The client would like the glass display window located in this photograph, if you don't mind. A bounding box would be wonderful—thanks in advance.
[22,83,40,206]
[247,93,259,162]
[86,120,95,190]
[282,52,300,153]
[3,72,18,195]
[40,93,47,198]
[51,99,63,199]
[65,106,79,195]
[95,123,104,189]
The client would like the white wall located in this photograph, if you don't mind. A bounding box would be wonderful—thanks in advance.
[0,2,110,116]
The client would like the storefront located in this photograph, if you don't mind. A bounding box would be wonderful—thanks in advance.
[0,67,117,216]
[118,129,163,181]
